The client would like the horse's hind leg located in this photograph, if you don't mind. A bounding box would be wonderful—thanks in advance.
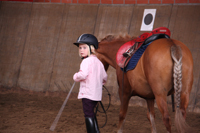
[155,96,171,133]
[179,90,190,119]
[146,99,157,133]
[177,69,193,120]
[117,91,131,133]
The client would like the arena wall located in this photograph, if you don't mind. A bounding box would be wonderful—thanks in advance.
[0,1,199,112]
[1,0,200,4]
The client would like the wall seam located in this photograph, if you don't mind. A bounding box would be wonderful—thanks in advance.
[48,4,66,91]
[167,3,173,29]
[192,64,200,112]
[16,3,33,87]
[93,4,100,35]
[0,1,3,33]
[170,4,178,38]
[128,5,134,34]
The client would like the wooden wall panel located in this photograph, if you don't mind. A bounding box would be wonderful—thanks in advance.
[0,3,32,87]
[169,5,200,49]
[3,0,200,4]
[95,5,134,39]
[17,4,64,91]
[188,50,200,112]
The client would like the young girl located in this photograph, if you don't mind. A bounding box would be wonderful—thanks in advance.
[73,34,107,133]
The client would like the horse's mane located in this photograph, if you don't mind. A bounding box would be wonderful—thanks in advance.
[99,34,133,43]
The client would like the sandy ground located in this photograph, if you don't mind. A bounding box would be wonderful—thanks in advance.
[0,87,200,133]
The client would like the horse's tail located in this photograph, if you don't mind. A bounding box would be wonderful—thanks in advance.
[170,44,194,133]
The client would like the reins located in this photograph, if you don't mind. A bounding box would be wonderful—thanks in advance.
[95,85,111,128]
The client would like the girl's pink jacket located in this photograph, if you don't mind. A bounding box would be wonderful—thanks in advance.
[73,55,107,101]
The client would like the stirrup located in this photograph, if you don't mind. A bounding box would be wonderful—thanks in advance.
[123,43,138,57]
[123,52,131,57]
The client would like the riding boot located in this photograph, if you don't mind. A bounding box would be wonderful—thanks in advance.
[85,117,95,133]
[94,116,100,133]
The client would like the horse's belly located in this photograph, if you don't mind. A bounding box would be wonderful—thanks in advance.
[132,83,155,98]
[127,73,155,98]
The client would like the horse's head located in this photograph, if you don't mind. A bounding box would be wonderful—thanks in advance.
[95,34,132,71]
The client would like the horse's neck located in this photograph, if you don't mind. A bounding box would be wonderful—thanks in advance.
[98,43,121,69]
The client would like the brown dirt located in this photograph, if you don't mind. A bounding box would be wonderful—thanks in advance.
[0,87,200,133]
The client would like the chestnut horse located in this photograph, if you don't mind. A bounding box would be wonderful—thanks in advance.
[95,35,194,133]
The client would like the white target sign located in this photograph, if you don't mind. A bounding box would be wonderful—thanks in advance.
[140,9,156,31]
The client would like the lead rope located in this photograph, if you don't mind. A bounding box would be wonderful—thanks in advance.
[95,85,111,128]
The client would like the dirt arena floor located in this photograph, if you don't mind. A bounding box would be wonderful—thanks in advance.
[0,87,200,133]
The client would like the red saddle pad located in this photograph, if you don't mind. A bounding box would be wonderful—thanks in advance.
[116,32,149,68]
[116,40,134,68]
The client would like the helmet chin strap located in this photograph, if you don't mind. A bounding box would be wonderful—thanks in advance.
[89,44,92,54]
[81,56,88,60]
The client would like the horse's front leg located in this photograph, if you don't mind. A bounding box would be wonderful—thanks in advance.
[146,99,157,133]
[117,90,131,133]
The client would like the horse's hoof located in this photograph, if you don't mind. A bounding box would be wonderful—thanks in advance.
[117,130,123,133]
